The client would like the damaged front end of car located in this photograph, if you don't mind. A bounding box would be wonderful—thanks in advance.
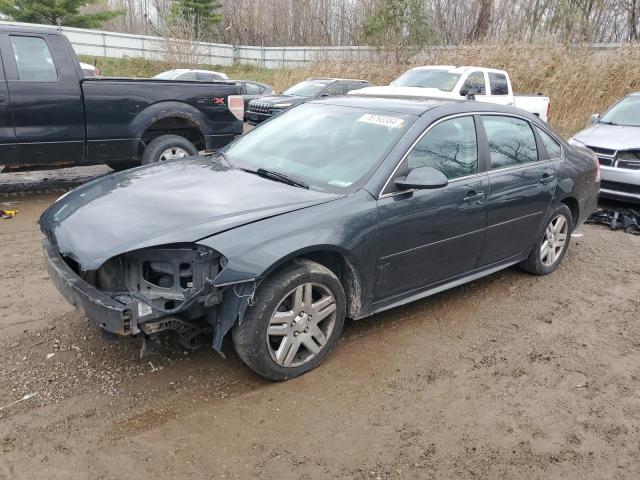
[43,238,257,357]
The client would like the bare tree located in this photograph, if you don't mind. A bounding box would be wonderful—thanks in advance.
[90,0,640,46]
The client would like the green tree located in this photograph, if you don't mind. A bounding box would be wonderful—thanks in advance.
[169,0,222,39]
[361,0,435,64]
[0,0,123,28]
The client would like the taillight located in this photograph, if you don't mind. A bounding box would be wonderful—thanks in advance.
[546,102,551,122]
[228,95,244,121]
[593,151,600,182]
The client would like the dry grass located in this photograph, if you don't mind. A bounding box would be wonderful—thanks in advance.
[270,44,640,136]
[83,43,640,137]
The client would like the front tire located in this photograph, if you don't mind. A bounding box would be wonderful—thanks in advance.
[141,135,198,165]
[520,203,573,276]
[232,260,346,381]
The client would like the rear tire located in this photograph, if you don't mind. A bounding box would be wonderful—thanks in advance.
[519,203,573,276]
[141,135,198,165]
[232,260,346,381]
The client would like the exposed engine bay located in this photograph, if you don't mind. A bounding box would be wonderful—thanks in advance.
[58,243,253,356]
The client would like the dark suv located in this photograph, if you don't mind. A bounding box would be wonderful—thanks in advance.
[245,77,370,125]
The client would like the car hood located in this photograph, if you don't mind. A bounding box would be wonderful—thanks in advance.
[350,85,459,99]
[252,94,308,106]
[572,123,640,150]
[40,157,341,270]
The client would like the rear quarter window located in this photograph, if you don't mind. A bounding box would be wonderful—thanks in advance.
[536,127,562,159]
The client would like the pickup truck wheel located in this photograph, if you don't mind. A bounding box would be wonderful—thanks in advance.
[232,260,346,381]
[519,204,572,276]
[141,135,198,165]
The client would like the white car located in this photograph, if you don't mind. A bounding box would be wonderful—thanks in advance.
[79,62,100,77]
[350,66,550,122]
[153,69,229,81]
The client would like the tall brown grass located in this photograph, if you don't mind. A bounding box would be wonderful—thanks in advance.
[270,44,640,137]
[86,43,640,137]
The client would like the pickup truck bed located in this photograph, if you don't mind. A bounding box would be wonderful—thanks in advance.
[81,77,242,165]
[0,25,243,171]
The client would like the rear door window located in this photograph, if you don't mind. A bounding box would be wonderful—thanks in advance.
[196,72,222,81]
[347,82,367,93]
[10,36,57,82]
[482,116,538,169]
[461,71,486,95]
[177,72,196,80]
[406,116,478,179]
[536,127,562,159]
[488,72,509,95]
[245,83,263,94]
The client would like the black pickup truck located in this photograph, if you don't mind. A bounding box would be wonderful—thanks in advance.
[0,25,244,171]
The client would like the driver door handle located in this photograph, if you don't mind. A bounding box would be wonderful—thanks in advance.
[463,191,485,203]
[540,173,556,184]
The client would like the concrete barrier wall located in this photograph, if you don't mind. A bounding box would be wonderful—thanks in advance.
[0,20,381,68]
[0,21,622,69]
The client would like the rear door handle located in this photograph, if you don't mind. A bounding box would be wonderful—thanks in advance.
[463,191,485,203]
[540,173,556,184]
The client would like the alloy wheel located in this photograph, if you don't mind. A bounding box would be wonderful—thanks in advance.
[540,214,568,267]
[158,147,189,161]
[266,283,337,368]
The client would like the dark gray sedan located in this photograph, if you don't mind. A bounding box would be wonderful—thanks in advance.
[40,97,599,380]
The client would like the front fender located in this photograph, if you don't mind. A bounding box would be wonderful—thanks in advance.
[198,190,380,308]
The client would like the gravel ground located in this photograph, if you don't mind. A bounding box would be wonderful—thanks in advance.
[1,192,639,480]
[0,165,112,196]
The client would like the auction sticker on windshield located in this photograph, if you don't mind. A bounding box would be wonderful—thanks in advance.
[357,113,405,128]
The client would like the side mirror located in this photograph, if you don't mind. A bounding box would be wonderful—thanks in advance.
[394,166,448,191]
[589,113,600,125]
[461,86,480,100]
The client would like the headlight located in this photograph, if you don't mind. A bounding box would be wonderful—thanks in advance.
[568,138,585,147]
[272,103,293,108]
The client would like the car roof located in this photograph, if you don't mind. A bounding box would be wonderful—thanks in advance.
[235,80,271,86]
[310,95,453,115]
[0,24,60,35]
[408,65,507,75]
[172,69,225,74]
[307,77,370,83]
[310,94,543,119]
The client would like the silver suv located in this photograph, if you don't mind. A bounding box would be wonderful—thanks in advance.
[569,93,640,202]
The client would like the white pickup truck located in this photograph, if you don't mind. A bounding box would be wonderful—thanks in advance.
[352,66,550,122]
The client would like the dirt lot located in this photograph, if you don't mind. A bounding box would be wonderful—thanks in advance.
[1,191,639,480]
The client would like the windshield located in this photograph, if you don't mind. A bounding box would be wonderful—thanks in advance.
[222,103,415,192]
[283,80,331,97]
[153,70,178,79]
[391,69,461,91]
[599,95,640,127]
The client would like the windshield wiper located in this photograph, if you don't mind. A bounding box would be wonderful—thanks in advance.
[250,168,309,189]
[599,120,620,126]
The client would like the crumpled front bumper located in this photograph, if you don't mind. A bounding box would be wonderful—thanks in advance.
[43,238,139,336]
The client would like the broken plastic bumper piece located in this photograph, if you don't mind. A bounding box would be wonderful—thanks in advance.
[43,238,138,336]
